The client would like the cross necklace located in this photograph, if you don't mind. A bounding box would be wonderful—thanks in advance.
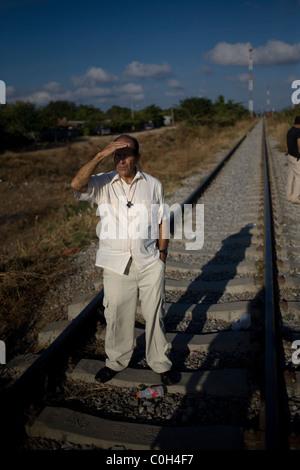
[120,179,136,208]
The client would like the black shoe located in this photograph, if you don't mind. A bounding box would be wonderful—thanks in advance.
[160,370,180,386]
[95,366,118,383]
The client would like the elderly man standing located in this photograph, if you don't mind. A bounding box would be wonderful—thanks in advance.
[286,116,300,203]
[71,134,179,385]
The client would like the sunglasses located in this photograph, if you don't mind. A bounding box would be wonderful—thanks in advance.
[114,151,137,159]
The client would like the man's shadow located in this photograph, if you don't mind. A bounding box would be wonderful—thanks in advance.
[149,224,268,450]
[165,224,255,335]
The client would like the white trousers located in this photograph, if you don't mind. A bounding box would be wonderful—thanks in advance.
[287,154,300,202]
[102,259,172,374]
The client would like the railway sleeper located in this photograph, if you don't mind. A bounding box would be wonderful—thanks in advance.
[38,296,261,348]
[95,326,253,355]
[166,259,262,276]
[25,405,244,450]
[68,358,250,397]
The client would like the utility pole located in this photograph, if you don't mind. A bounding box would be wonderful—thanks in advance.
[266,85,271,114]
[248,48,254,117]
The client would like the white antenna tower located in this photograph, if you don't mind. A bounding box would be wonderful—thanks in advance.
[248,48,253,116]
[266,85,270,113]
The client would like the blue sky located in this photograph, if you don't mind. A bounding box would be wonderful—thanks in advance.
[1,0,300,113]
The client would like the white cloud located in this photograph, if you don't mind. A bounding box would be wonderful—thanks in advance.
[43,81,63,92]
[125,61,172,78]
[255,40,300,65]
[25,89,73,105]
[71,67,118,87]
[199,65,213,75]
[198,90,207,98]
[113,83,145,102]
[167,79,184,89]
[205,40,300,66]
[8,82,73,105]
[118,83,144,94]
[26,91,53,104]
[6,86,16,97]
[74,82,145,103]
[7,79,146,106]
[75,86,114,98]
[165,90,184,97]
[205,41,252,66]
[116,83,145,102]
[226,73,250,85]
[165,79,184,98]
[7,60,169,107]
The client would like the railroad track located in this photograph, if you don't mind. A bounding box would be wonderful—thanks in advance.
[1,118,298,453]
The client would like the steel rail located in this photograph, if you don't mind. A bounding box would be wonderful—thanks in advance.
[262,121,280,449]
[0,127,251,446]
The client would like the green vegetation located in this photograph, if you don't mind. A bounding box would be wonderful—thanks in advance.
[174,95,249,126]
[0,96,250,152]
[266,105,300,126]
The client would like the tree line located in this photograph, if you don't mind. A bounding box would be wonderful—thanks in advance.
[0,95,250,151]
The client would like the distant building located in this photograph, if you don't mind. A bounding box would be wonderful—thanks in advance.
[163,115,172,126]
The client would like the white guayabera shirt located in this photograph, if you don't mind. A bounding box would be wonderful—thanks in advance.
[74,169,166,274]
